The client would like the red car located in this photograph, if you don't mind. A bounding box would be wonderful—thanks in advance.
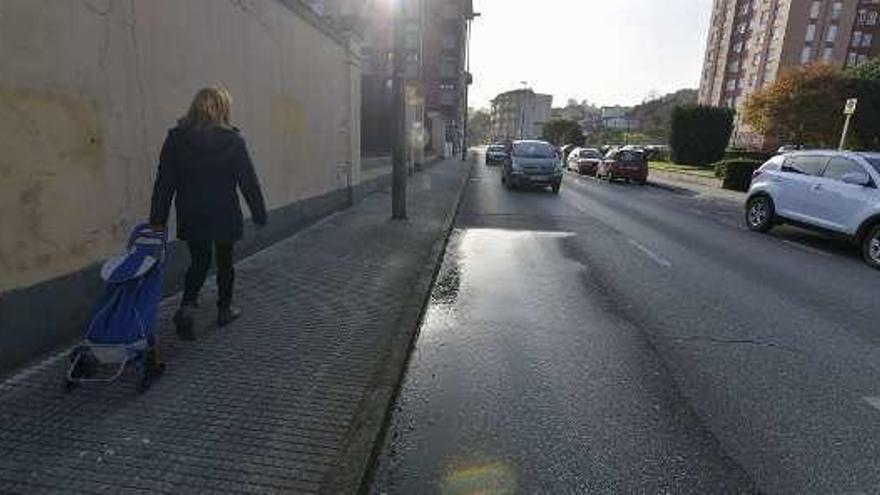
[597,149,648,184]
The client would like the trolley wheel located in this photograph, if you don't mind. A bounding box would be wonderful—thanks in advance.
[136,375,151,394]
[62,377,78,393]
[137,362,166,393]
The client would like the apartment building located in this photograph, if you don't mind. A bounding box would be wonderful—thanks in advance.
[698,0,880,147]
[490,89,553,141]
[307,0,474,157]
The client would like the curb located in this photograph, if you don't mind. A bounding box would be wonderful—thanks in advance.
[646,179,688,194]
[318,158,472,495]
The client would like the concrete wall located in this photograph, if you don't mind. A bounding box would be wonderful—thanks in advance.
[0,0,363,372]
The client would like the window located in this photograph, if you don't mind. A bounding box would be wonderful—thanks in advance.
[864,33,874,47]
[823,47,834,61]
[853,30,864,47]
[512,142,556,159]
[806,24,817,42]
[810,1,821,19]
[826,24,838,43]
[857,9,878,25]
[866,157,880,174]
[848,51,859,66]
[832,2,843,20]
[734,41,743,53]
[823,157,865,181]
[439,56,457,78]
[784,156,827,176]
[801,46,813,63]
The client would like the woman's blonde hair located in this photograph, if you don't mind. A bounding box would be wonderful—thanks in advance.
[179,85,233,130]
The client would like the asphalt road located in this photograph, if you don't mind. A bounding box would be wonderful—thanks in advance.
[369,150,880,494]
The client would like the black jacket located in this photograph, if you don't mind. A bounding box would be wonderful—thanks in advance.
[149,126,267,242]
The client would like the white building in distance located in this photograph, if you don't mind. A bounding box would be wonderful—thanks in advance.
[490,89,553,141]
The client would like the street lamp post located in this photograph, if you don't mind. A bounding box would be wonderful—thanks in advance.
[461,10,480,161]
[391,0,406,220]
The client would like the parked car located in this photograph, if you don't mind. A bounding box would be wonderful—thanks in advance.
[502,140,563,194]
[567,148,603,176]
[560,144,578,164]
[745,150,880,269]
[485,144,510,165]
[597,148,648,184]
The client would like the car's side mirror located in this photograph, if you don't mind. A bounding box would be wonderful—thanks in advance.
[841,172,873,187]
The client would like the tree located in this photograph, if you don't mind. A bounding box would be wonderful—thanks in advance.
[846,58,880,150]
[741,64,849,148]
[846,56,880,81]
[628,89,698,141]
[669,105,734,165]
[467,108,491,146]
[541,119,585,147]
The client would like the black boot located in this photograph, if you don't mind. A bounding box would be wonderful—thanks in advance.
[173,303,197,341]
[217,306,242,327]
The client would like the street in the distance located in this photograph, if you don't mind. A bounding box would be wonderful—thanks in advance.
[370,148,880,494]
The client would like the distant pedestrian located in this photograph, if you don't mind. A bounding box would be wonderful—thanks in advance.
[149,85,267,340]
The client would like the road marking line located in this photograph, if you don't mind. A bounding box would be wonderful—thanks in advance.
[628,239,672,268]
[778,239,832,258]
[864,396,880,411]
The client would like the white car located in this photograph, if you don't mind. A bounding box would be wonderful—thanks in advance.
[745,150,880,269]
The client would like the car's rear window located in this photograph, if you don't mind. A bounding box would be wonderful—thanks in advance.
[866,158,880,174]
[617,150,644,162]
[488,146,506,152]
[581,150,602,159]
[513,142,556,158]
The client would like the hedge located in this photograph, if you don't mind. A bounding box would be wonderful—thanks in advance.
[670,105,734,165]
[723,149,774,162]
[713,159,763,192]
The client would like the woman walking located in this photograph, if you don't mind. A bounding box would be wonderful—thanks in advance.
[149,85,267,340]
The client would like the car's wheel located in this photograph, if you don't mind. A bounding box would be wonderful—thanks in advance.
[552,182,561,194]
[861,224,880,269]
[745,195,774,232]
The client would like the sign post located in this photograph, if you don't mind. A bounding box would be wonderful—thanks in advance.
[839,98,858,151]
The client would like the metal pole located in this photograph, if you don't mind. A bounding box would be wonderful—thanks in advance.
[461,18,472,161]
[391,0,407,220]
[839,113,852,151]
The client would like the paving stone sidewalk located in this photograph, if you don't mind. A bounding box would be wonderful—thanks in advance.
[0,158,470,494]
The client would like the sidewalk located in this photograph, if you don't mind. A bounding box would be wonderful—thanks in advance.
[0,158,470,494]
[648,169,747,205]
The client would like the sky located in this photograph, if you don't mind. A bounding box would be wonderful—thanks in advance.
[468,0,713,110]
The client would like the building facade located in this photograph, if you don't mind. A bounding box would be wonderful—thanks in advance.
[307,0,474,158]
[698,0,880,147]
[490,89,553,141]
[601,106,636,131]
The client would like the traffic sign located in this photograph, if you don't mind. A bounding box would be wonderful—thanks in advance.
[844,98,858,115]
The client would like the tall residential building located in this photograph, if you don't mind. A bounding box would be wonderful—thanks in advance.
[490,89,553,141]
[698,0,880,147]
[306,0,473,157]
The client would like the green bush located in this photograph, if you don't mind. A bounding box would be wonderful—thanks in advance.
[723,149,773,162]
[713,159,763,191]
[670,105,734,165]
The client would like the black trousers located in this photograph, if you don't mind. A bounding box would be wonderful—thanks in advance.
[182,241,235,309]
